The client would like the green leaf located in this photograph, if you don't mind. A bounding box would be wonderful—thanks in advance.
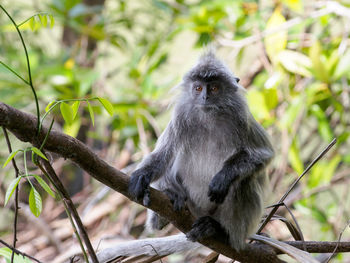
[246,90,270,120]
[29,187,42,217]
[4,176,21,206]
[49,14,55,28]
[278,50,312,77]
[282,0,303,12]
[29,16,35,31]
[87,101,95,126]
[0,247,33,263]
[63,117,81,138]
[39,14,47,27]
[310,105,333,142]
[334,49,350,80]
[309,41,329,83]
[31,147,48,161]
[280,97,304,129]
[264,8,287,64]
[288,138,304,174]
[60,102,74,125]
[3,149,21,168]
[72,101,80,120]
[45,100,56,112]
[33,175,55,198]
[98,97,114,115]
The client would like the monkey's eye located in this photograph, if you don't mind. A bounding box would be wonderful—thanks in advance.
[195,85,203,92]
[210,86,219,92]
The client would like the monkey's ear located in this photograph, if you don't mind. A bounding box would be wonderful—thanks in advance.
[235,77,240,83]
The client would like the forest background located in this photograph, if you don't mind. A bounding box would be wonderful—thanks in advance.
[0,0,350,262]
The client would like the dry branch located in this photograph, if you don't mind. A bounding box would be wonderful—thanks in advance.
[1,102,350,262]
[0,101,284,262]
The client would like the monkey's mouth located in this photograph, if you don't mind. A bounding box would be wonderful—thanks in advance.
[195,104,218,111]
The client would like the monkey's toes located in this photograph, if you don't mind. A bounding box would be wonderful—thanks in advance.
[186,216,219,242]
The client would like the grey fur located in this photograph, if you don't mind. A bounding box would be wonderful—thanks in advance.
[129,52,274,251]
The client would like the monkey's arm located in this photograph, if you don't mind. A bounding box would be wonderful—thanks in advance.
[209,119,274,204]
[129,123,175,203]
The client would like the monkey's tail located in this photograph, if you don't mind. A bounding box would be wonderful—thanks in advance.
[95,233,201,263]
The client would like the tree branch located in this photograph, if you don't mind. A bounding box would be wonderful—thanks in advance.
[1,101,349,262]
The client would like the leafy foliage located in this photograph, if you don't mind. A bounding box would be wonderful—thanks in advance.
[0,0,350,261]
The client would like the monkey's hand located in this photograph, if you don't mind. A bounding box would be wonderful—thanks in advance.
[164,188,187,211]
[208,170,231,204]
[128,168,152,205]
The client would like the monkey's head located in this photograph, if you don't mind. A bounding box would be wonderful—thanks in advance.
[182,52,241,111]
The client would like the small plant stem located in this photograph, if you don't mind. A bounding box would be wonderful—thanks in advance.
[2,128,20,263]
[257,138,337,234]
[0,5,40,133]
[0,61,30,85]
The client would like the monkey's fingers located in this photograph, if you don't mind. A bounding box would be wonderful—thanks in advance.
[164,189,186,211]
[143,188,151,206]
[128,174,147,200]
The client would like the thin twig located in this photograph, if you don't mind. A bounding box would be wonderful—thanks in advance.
[257,138,337,234]
[325,220,350,263]
[37,159,99,263]
[0,239,42,263]
[2,127,20,263]
[0,5,40,133]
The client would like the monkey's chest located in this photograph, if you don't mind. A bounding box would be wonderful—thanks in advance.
[174,139,232,214]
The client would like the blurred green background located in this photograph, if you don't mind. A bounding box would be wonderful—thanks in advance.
[0,0,350,262]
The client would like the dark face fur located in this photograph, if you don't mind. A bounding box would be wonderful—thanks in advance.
[182,53,240,111]
[191,79,222,107]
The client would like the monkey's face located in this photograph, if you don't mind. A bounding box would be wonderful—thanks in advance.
[191,80,222,108]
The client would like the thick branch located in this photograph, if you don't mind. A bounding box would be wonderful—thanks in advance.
[0,102,347,262]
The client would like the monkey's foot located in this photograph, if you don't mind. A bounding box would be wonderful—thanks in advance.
[164,188,187,211]
[186,216,228,243]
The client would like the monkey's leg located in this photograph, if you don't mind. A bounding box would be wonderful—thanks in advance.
[186,216,229,244]
[146,209,169,230]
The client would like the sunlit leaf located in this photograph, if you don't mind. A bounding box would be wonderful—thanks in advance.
[309,41,329,83]
[60,102,74,125]
[31,147,48,161]
[278,50,312,77]
[98,97,114,115]
[264,8,287,64]
[87,101,95,126]
[33,175,55,198]
[282,0,303,12]
[63,117,81,138]
[72,101,80,120]
[334,49,350,80]
[3,149,21,168]
[322,155,341,183]
[4,176,21,206]
[39,14,47,27]
[29,186,42,217]
[288,138,304,174]
[45,100,56,112]
[49,14,55,28]
[0,247,33,263]
[310,105,333,142]
[29,16,35,31]
[246,90,270,120]
[263,87,278,110]
[280,97,304,129]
